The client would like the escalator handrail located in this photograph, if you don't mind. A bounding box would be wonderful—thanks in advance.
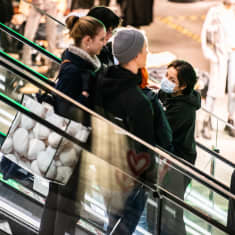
[201,106,235,131]
[196,140,235,169]
[0,22,61,65]
[0,51,235,203]
[0,49,55,86]
[166,152,230,193]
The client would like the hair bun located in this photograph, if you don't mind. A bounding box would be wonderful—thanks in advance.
[65,12,81,30]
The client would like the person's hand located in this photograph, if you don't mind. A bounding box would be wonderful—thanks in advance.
[11,14,25,25]
[158,164,169,185]
[147,83,160,90]
[82,91,89,97]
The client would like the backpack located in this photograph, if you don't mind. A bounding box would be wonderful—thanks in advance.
[36,59,104,110]
[0,0,14,23]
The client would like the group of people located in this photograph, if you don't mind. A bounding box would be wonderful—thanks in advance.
[2,0,235,234]
[33,3,202,235]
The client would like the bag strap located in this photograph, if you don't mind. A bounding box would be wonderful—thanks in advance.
[61,59,71,65]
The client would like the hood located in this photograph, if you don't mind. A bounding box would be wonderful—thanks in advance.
[101,65,142,97]
[61,47,101,72]
[159,90,201,110]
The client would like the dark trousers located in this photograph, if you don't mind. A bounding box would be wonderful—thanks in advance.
[160,169,190,235]
[107,185,147,235]
[39,165,80,235]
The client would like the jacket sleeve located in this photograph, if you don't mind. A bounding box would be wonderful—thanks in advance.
[152,98,173,152]
[81,72,91,92]
[129,91,156,146]
[54,64,85,119]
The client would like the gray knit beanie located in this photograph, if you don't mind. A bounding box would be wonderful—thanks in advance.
[112,29,145,64]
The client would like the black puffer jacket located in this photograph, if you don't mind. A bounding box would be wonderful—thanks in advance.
[158,90,201,164]
[99,65,156,146]
[55,48,98,119]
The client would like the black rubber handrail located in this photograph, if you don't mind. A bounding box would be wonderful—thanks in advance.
[196,140,235,169]
[0,49,55,87]
[166,151,230,193]
[0,22,61,65]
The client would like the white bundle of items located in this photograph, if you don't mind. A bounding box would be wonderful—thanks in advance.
[1,95,91,184]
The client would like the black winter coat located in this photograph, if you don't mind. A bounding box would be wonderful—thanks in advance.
[142,88,173,152]
[99,65,156,146]
[158,90,201,164]
[55,49,97,119]
[98,42,114,67]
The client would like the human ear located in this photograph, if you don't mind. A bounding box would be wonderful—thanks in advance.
[82,35,92,48]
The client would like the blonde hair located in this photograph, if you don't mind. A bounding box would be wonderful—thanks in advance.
[66,16,105,46]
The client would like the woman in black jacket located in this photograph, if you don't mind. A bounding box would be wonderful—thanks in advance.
[54,15,106,117]
[39,15,106,235]
[158,60,201,235]
[159,60,201,165]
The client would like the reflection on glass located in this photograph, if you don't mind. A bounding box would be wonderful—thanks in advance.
[160,197,227,235]
[158,159,228,228]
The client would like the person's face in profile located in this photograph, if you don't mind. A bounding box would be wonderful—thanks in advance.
[87,28,106,56]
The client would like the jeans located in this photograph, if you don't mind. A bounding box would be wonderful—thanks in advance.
[107,185,147,235]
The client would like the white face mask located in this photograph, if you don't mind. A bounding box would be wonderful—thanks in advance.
[160,77,176,94]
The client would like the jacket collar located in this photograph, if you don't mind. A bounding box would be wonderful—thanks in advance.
[68,45,101,72]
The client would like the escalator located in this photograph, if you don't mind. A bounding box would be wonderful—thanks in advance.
[0,44,232,235]
[0,4,234,233]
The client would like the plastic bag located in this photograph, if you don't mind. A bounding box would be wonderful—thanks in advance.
[0,95,91,185]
